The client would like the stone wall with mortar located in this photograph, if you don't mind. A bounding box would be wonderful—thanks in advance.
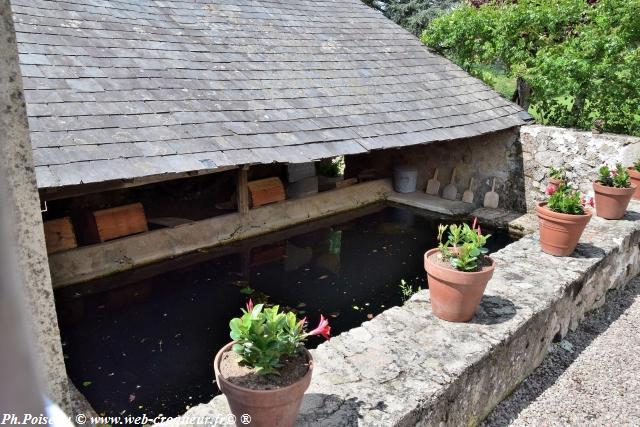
[0,1,71,412]
[521,125,640,211]
[346,127,526,212]
[156,201,640,427]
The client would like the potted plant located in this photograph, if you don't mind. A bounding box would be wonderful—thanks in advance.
[423,219,495,322]
[547,166,566,191]
[593,163,636,219]
[627,161,640,200]
[536,184,593,256]
[214,300,330,427]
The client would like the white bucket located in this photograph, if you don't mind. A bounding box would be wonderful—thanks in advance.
[393,165,418,193]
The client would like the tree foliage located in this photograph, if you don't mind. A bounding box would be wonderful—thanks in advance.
[364,0,461,36]
[422,0,640,136]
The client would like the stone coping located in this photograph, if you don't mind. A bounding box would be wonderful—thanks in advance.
[157,202,640,427]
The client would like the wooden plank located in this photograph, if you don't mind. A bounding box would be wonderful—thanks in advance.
[248,177,285,208]
[43,217,77,254]
[237,166,249,215]
[93,203,148,242]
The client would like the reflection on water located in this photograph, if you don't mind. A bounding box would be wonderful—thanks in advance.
[56,205,515,418]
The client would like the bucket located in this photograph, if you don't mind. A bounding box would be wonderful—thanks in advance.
[393,165,418,193]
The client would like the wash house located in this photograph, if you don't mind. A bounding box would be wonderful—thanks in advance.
[10,0,531,418]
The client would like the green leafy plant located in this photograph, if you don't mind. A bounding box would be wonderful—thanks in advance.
[598,163,631,188]
[422,0,640,136]
[437,219,491,272]
[229,300,330,375]
[399,279,421,302]
[317,157,345,178]
[549,166,566,180]
[546,184,593,215]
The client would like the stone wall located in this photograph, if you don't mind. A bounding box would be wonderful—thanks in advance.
[346,127,526,212]
[521,125,640,211]
[0,0,71,412]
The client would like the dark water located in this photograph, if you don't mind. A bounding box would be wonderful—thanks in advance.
[55,205,515,418]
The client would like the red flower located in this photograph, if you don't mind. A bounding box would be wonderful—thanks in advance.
[546,185,557,195]
[472,217,478,230]
[307,315,331,340]
[246,298,254,313]
[581,196,594,207]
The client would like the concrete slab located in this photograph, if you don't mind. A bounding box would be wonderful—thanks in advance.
[155,202,640,427]
[387,191,476,217]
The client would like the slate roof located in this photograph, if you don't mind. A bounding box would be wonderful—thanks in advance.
[12,0,528,190]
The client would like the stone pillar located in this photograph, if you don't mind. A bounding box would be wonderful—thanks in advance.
[0,1,71,412]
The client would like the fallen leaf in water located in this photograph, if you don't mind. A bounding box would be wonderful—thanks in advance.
[318,275,328,280]
[367,314,374,320]
[82,381,92,387]
[129,394,136,403]
[297,302,306,308]
[329,312,340,318]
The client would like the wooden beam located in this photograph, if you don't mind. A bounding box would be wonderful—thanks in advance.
[39,165,238,202]
[237,165,250,214]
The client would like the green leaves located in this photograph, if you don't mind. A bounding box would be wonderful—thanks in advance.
[547,184,587,215]
[422,0,640,136]
[437,220,491,271]
[598,163,631,188]
[228,303,307,375]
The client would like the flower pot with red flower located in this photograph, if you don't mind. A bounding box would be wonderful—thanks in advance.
[547,166,566,191]
[536,184,592,256]
[593,163,636,219]
[628,161,640,200]
[214,299,330,427]
[424,218,495,322]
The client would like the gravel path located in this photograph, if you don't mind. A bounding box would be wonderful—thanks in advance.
[483,276,640,427]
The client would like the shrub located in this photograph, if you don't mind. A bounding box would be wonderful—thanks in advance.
[422,0,640,136]
[229,300,330,374]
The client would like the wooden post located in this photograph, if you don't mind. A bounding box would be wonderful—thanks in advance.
[237,165,249,214]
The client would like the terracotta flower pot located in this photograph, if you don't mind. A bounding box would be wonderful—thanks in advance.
[547,178,564,191]
[214,342,313,427]
[423,248,495,322]
[535,202,591,256]
[627,168,640,200]
[593,181,636,219]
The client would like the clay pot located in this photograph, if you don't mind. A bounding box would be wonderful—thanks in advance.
[214,342,313,427]
[547,178,564,191]
[423,248,495,322]
[627,168,640,200]
[593,181,636,219]
[536,202,591,256]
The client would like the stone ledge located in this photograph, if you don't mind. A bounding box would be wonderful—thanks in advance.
[387,191,476,217]
[158,202,640,427]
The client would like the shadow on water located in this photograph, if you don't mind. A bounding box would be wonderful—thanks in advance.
[55,205,516,418]
[471,295,518,325]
